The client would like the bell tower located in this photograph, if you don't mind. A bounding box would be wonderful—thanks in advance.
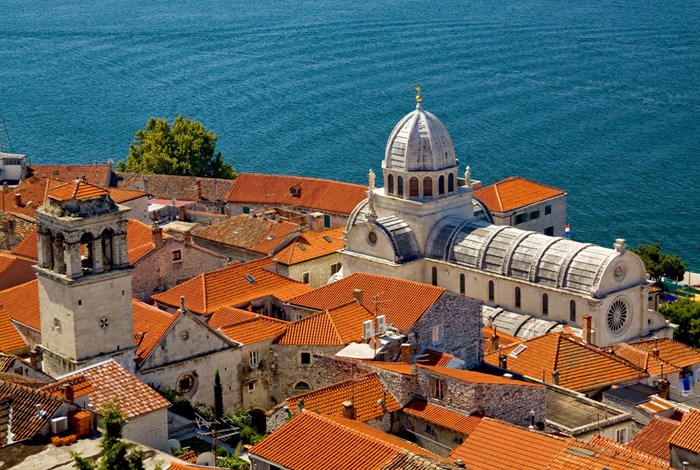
[35,180,135,377]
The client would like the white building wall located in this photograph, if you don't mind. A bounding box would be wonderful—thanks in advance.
[122,408,168,451]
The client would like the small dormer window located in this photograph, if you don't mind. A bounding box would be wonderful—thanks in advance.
[245,274,256,284]
[323,236,332,243]
[297,243,306,251]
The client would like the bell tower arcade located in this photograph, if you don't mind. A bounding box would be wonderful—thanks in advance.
[35,180,135,377]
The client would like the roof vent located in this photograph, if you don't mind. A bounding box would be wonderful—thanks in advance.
[244,274,256,284]
[267,233,275,240]
[323,236,332,243]
[297,243,306,251]
[509,344,527,358]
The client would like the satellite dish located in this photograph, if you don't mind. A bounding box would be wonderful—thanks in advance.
[196,452,216,466]
[165,438,180,453]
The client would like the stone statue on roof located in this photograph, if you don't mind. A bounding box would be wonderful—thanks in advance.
[368,168,376,190]
[465,166,471,187]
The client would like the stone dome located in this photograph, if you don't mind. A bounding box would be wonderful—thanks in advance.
[384,103,457,172]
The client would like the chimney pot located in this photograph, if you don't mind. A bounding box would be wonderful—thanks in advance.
[400,343,411,363]
[61,383,74,402]
[196,180,203,200]
[13,193,21,207]
[352,289,363,304]
[152,227,163,250]
[297,398,304,413]
[582,315,593,345]
[342,401,357,420]
[552,370,560,385]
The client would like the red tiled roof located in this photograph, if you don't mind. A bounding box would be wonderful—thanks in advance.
[451,418,668,470]
[10,229,38,260]
[0,307,28,355]
[207,306,258,330]
[482,326,521,354]
[0,213,35,249]
[628,338,700,373]
[41,374,95,399]
[669,409,700,454]
[0,252,36,289]
[0,280,40,330]
[403,399,482,435]
[415,350,454,367]
[191,215,299,254]
[473,176,565,213]
[284,373,401,422]
[151,258,312,315]
[484,333,645,392]
[274,227,345,265]
[628,416,680,460]
[132,299,179,365]
[588,435,670,467]
[220,316,288,345]
[287,273,445,331]
[227,173,367,215]
[58,360,170,419]
[0,380,64,442]
[48,180,109,202]
[249,411,442,470]
[418,365,541,387]
[28,163,112,186]
[275,301,374,345]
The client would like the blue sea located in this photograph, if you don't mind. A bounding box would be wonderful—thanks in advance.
[1,0,699,270]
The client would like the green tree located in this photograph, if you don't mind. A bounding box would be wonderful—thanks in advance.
[630,243,685,282]
[118,115,236,179]
[214,370,224,422]
[660,298,700,348]
[72,400,155,470]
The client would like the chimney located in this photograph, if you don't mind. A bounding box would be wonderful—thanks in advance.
[498,345,507,369]
[486,316,494,328]
[297,398,304,413]
[652,337,660,358]
[182,231,192,245]
[658,379,670,399]
[13,193,22,207]
[614,238,627,253]
[342,401,357,420]
[582,315,592,345]
[152,227,163,250]
[491,326,499,350]
[352,289,363,304]
[29,347,42,368]
[196,180,203,200]
[551,370,560,385]
[400,343,411,363]
[307,212,325,232]
[455,460,466,468]
[178,206,186,221]
[61,383,74,402]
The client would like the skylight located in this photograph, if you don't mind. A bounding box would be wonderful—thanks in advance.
[509,344,527,358]
[323,236,333,243]
[244,274,256,284]
[297,243,306,251]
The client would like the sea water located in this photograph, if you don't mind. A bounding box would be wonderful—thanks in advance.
[1,0,699,269]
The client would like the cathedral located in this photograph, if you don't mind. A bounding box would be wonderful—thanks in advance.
[341,90,672,347]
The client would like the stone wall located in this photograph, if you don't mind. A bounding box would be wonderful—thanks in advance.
[132,238,227,301]
[122,408,168,451]
[409,292,482,367]
[121,196,150,224]
[268,345,342,404]
[278,252,342,288]
[400,413,465,457]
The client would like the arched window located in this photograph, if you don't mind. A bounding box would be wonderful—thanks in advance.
[432,267,438,286]
[387,174,394,194]
[459,273,465,294]
[515,287,521,308]
[439,175,445,195]
[542,294,549,315]
[397,176,404,197]
[488,281,494,302]
[294,381,311,391]
[570,300,576,322]
[448,173,455,192]
[423,177,433,197]
[409,177,419,197]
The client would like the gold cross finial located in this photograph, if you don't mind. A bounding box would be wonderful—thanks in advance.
[415,86,423,104]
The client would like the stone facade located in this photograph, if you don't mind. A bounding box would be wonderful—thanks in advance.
[120,195,149,224]
[132,237,227,301]
[122,408,168,451]
[268,345,341,405]
[276,252,343,289]
[490,194,567,237]
[239,340,276,411]
[400,413,467,457]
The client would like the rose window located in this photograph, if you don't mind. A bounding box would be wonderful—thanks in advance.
[607,300,629,334]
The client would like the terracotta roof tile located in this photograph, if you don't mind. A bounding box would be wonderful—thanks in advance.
[451,418,668,470]
[473,176,565,213]
[117,172,234,202]
[28,164,112,186]
[628,338,700,372]
[274,227,345,265]
[628,415,680,460]
[191,215,299,254]
[283,373,401,422]
[57,360,170,419]
[0,380,65,442]
[403,399,482,435]
[220,316,288,345]
[166,463,203,470]
[669,409,700,454]
[0,307,28,355]
[48,180,109,201]
[418,365,541,387]
[415,350,455,367]
[0,355,15,373]
[227,173,367,215]
[10,229,38,260]
[0,372,48,388]
[0,252,36,289]
[380,451,463,470]
[275,301,374,345]
[41,374,95,398]
[207,306,258,330]
[588,435,670,467]
[482,326,521,354]
[250,411,442,470]
[484,333,645,392]
[132,299,179,365]
[152,258,312,315]
[287,273,445,331]
[0,280,40,330]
